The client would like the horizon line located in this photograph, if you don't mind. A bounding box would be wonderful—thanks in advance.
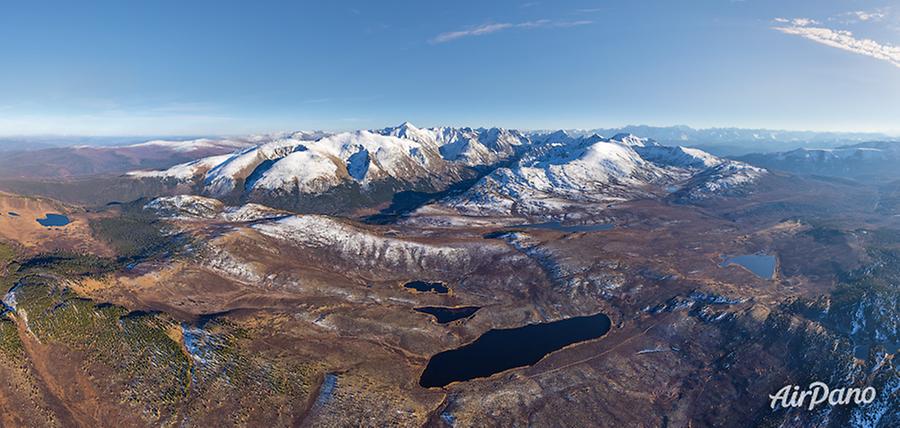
[1,122,899,140]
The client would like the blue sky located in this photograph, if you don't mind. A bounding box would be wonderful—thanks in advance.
[0,0,898,136]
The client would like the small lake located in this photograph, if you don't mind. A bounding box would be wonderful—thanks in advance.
[36,213,71,227]
[419,313,611,388]
[404,281,449,294]
[721,254,776,280]
[415,306,480,323]
[7,212,19,217]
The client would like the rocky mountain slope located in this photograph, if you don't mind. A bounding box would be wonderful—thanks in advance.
[127,125,765,217]
[128,123,530,212]
[443,133,764,218]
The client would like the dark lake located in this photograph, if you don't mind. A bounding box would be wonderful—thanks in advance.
[419,313,611,388]
[720,254,776,280]
[36,213,71,227]
[404,281,449,294]
[7,212,19,217]
[415,306,480,323]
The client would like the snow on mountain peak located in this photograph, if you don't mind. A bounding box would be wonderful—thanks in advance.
[127,125,764,217]
[442,131,763,217]
[673,161,766,201]
[127,138,249,153]
[381,121,420,139]
[633,145,722,169]
[611,133,655,147]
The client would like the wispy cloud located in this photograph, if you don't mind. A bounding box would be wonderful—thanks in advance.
[844,10,888,23]
[823,9,894,25]
[773,18,900,69]
[774,17,820,26]
[431,19,592,44]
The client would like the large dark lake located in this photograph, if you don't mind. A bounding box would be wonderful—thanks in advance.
[419,313,611,388]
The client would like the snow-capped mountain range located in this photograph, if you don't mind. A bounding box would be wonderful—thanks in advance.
[544,125,894,156]
[737,141,900,181]
[445,132,763,217]
[127,123,766,217]
[129,123,530,210]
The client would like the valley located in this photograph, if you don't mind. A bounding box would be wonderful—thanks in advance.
[0,127,896,427]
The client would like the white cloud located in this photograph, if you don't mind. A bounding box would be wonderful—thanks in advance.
[831,9,891,24]
[773,18,900,69]
[431,23,514,43]
[774,17,820,27]
[848,10,887,22]
[431,20,592,44]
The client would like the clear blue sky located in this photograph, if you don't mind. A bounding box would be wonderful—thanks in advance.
[1,0,898,136]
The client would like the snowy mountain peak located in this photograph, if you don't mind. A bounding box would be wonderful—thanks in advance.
[611,133,655,147]
[382,121,420,139]
[536,130,572,145]
[128,124,764,217]
[442,130,763,218]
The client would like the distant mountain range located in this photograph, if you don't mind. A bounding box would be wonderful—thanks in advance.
[2,125,892,155]
[737,141,900,181]
[545,125,895,156]
[0,137,261,179]
[0,135,214,152]
[1,124,896,213]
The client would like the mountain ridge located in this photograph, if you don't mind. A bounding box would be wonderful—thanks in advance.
[125,124,766,219]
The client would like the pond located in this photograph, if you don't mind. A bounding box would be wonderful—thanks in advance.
[36,213,71,227]
[404,281,449,294]
[720,254,776,280]
[415,306,480,323]
[419,313,611,388]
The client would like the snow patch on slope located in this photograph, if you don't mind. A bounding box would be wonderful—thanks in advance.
[127,138,249,153]
[145,196,287,222]
[675,161,766,201]
[128,153,234,180]
[252,215,475,271]
[446,136,669,216]
[250,149,342,194]
[145,195,224,219]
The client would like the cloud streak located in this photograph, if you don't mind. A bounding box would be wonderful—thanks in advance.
[431,19,592,44]
[847,10,887,22]
[773,18,900,69]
